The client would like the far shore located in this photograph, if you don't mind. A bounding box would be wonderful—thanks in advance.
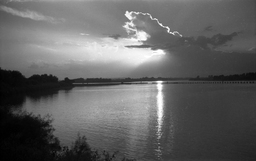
[72,80,256,86]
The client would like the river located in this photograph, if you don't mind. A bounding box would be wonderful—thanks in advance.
[18,82,256,160]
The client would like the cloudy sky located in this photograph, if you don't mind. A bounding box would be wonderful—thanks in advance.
[0,0,255,79]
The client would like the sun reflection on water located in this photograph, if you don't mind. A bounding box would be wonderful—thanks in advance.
[156,81,163,139]
[156,81,164,158]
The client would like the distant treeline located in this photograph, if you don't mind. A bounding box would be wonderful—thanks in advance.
[72,73,256,84]
[190,72,256,81]
[1,68,256,91]
[0,68,69,95]
[71,77,186,83]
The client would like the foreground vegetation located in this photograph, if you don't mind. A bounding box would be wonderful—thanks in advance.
[0,107,135,161]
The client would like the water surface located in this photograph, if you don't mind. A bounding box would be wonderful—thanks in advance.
[21,83,256,160]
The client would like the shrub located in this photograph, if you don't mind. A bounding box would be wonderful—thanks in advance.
[0,108,61,161]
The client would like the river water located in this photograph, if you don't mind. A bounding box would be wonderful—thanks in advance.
[19,82,256,160]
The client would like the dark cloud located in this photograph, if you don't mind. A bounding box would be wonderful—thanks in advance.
[123,11,240,53]
[28,62,50,69]
[108,34,122,40]
[210,32,238,46]
[125,31,240,52]
[186,36,211,50]
[121,11,255,77]
[248,47,256,52]
[125,44,153,49]
[28,63,40,69]
[185,32,240,50]
[204,25,213,32]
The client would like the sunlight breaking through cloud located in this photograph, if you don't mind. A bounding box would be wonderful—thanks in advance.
[123,10,183,51]
[123,11,182,39]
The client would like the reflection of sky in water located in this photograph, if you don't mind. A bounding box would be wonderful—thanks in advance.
[156,81,164,158]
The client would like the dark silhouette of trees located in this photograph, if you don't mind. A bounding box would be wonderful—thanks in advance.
[210,72,256,81]
[63,77,74,84]
[86,78,112,83]
[64,77,70,82]
[29,74,58,84]
[0,68,62,95]
[0,68,58,87]
[191,72,256,81]
[0,68,26,87]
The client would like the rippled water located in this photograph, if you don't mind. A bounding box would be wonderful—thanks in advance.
[21,83,256,160]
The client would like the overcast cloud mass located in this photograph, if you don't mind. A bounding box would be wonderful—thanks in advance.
[0,0,255,79]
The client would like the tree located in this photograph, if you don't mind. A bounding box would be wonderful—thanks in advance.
[0,109,61,161]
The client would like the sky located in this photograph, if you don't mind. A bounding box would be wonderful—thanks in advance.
[0,0,255,79]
